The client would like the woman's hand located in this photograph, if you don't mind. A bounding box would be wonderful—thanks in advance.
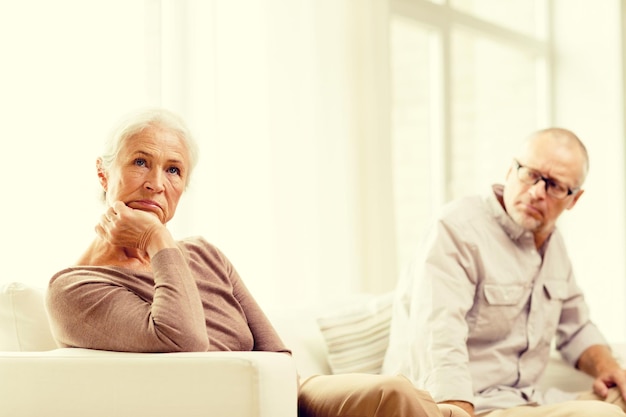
[96,201,175,256]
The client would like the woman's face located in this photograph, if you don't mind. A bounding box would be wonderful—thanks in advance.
[98,125,190,224]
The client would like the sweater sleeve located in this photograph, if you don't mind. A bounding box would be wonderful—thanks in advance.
[46,248,209,353]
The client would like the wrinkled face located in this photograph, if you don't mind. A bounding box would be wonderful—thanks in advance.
[97,126,190,224]
[503,134,585,241]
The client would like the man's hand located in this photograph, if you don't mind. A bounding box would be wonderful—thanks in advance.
[592,368,626,400]
[438,400,474,417]
[577,344,626,400]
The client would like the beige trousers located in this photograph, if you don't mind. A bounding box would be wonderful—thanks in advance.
[298,373,467,417]
[477,388,626,417]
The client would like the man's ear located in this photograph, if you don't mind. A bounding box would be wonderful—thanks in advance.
[567,189,584,210]
[96,158,108,192]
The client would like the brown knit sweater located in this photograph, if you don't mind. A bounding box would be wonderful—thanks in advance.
[46,236,290,354]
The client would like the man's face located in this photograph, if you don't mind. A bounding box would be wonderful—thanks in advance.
[503,133,585,243]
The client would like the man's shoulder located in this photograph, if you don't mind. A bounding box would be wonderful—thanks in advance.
[439,193,489,224]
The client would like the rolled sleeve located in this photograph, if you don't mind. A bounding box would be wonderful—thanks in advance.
[559,323,609,366]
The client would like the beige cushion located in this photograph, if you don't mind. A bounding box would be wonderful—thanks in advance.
[0,282,57,351]
[316,292,393,374]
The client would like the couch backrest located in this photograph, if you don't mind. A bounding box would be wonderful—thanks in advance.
[267,292,394,378]
[0,279,393,383]
[267,307,332,378]
[0,282,58,351]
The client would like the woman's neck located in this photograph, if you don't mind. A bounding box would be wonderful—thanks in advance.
[76,237,152,271]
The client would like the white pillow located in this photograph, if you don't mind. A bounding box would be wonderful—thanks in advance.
[316,292,394,375]
[0,282,58,351]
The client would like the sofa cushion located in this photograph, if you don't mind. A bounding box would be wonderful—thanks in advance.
[268,307,332,378]
[316,292,393,375]
[0,282,58,351]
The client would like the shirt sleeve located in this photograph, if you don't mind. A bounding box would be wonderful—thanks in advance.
[46,248,209,353]
[403,220,477,404]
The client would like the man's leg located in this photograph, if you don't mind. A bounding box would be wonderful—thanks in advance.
[298,373,444,417]
[577,387,626,412]
[477,400,624,417]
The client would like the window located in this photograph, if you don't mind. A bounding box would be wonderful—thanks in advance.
[389,0,550,270]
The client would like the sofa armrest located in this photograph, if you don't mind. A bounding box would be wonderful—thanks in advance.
[0,348,298,417]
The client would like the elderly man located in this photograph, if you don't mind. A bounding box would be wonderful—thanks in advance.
[383,128,626,416]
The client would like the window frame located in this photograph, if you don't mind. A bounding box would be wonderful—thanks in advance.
[388,0,553,270]
[389,0,552,204]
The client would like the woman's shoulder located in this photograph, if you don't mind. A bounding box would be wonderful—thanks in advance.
[178,235,218,253]
[49,265,143,289]
[50,266,106,284]
[47,266,133,310]
[178,236,232,267]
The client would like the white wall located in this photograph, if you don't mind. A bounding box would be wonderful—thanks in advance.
[552,0,626,343]
[0,0,383,310]
[1,1,625,331]
[0,1,149,286]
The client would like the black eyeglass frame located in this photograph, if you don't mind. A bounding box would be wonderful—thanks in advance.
[513,160,580,199]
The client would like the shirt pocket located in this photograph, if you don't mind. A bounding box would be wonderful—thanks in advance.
[470,284,528,342]
[484,284,526,305]
[543,280,567,301]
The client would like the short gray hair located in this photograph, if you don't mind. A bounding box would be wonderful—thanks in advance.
[100,108,199,187]
[525,127,589,185]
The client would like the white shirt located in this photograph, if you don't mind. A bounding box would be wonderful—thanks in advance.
[382,185,607,413]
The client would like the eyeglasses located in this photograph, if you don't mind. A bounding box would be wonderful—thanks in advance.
[513,160,579,200]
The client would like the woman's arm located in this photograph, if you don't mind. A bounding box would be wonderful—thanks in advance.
[48,200,209,352]
[46,247,209,353]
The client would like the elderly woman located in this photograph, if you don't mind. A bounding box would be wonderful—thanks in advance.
[46,108,460,417]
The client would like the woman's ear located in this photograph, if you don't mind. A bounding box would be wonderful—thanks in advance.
[96,158,108,192]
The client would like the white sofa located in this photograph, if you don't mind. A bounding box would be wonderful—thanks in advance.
[0,282,613,417]
[0,282,299,417]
